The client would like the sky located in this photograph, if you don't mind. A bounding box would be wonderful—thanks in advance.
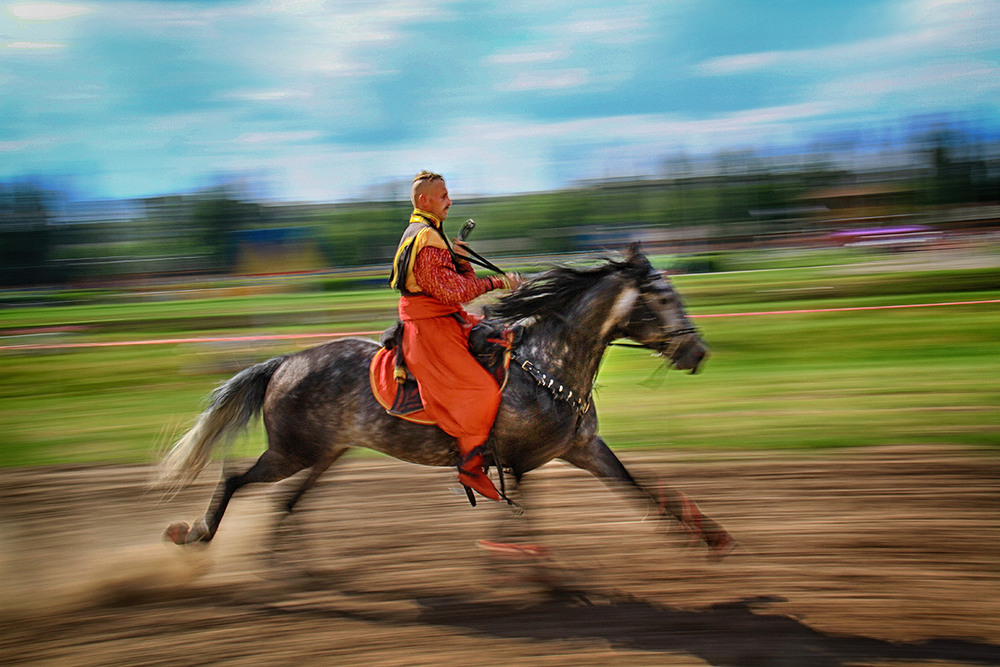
[2,0,999,203]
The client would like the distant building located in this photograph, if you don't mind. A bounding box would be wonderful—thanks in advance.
[231,227,327,275]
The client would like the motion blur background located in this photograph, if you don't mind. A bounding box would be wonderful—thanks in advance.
[2,0,999,280]
[1,0,997,464]
[3,8,999,664]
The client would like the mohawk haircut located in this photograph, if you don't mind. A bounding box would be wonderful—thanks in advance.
[411,170,445,207]
[413,170,443,184]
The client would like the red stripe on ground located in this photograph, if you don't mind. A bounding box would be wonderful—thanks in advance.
[0,331,382,351]
[693,299,1000,318]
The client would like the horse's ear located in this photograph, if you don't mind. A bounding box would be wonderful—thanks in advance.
[625,242,650,270]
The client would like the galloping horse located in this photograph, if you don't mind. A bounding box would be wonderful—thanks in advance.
[159,245,735,555]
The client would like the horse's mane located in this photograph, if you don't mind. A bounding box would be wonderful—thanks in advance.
[485,256,637,324]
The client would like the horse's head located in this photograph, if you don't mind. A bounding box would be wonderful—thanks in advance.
[487,245,708,373]
[618,244,709,373]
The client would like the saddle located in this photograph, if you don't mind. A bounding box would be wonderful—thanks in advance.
[370,319,517,422]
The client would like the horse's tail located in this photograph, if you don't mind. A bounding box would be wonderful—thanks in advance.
[156,355,287,492]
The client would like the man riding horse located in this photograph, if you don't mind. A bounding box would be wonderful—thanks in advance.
[160,215,735,555]
[388,171,522,503]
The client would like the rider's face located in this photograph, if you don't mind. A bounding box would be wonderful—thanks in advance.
[420,180,451,222]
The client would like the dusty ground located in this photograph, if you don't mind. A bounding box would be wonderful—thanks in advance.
[1,447,998,667]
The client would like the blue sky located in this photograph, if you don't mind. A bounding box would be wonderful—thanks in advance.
[2,0,998,202]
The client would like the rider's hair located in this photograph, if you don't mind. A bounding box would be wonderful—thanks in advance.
[411,171,444,207]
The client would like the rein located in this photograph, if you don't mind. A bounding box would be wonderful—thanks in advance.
[431,220,506,275]
[611,326,700,351]
[459,245,505,274]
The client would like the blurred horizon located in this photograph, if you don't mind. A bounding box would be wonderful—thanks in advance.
[3,0,999,204]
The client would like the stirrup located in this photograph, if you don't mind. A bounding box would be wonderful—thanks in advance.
[458,466,501,501]
[457,469,520,511]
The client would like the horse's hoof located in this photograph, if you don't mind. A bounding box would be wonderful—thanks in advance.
[477,539,549,559]
[182,518,212,544]
[163,521,190,545]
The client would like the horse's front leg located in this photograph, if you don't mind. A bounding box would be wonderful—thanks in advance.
[559,436,737,557]
[473,473,574,589]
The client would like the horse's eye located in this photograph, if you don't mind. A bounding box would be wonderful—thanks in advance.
[648,291,670,306]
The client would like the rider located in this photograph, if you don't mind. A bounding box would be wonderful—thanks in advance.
[389,171,521,503]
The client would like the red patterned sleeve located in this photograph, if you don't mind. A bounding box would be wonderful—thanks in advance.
[413,246,501,305]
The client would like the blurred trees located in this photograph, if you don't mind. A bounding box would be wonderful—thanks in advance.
[2,116,998,288]
[191,193,270,270]
[0,183,64,287]
[925,128,998,207]
[318,202,407,267]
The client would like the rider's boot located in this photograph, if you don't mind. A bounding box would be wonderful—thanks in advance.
[458,448,503,503]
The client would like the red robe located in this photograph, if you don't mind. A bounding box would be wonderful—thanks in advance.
[399,242,505,453]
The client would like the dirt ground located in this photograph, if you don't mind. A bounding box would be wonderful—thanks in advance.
[1,446,998,667]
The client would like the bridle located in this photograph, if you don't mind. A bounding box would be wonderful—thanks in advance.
[612,271,699,356]
[509,271,699,416]
[611,325,699,355]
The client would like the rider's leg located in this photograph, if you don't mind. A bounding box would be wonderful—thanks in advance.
[401,314,505,503]
[457,437,502,502]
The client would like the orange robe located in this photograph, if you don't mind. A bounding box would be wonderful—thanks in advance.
[394,210,504,456]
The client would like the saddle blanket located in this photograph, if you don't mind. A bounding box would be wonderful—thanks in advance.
[369,346,437,425]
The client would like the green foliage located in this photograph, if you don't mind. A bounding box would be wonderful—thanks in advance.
[191,194,270,270]
[0,253,996,466]
[0,184,64,286]
[318,202,409,267]
[596,305,998,451]
[5,115,1000,287]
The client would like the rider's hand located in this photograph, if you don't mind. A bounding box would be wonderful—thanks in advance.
[501,272,523,290]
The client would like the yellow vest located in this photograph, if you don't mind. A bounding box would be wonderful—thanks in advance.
[388,210,454,295]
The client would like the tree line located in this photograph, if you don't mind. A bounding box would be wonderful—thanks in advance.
[3,121,998,287]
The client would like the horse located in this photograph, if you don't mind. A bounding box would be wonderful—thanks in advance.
[158,244,735,556]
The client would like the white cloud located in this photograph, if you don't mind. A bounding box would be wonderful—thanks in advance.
[5,39,65,48]
[485,49,565,66]
[222,88,313,102]
[695,51,783,76]
[564,13,647,39]
[87,2,228,30]
[2,0,996,202]
[695,29,943,77]
[467,102,833,146]
[815,59,1000,113]
[482,1,656,94]
[236,130,322,145]
[497,68,590,92]
[0,136,56,152]
[297,101,839,198]
[8,2,93,20]
[696,0,999,77]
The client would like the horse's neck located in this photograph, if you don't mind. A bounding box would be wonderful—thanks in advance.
[518,278,631,393]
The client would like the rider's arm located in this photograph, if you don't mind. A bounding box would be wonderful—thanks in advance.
[413,246,505,305]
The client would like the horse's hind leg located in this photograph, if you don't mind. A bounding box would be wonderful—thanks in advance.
[171,449,304,544]
[271,447,349,539]
[261,448,352,573]
[559,436,736,556]
[281,447,350,517]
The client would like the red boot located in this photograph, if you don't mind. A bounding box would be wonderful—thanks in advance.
[458,450,502,503]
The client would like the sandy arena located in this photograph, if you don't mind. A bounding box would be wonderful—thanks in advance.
[1,447,998,666]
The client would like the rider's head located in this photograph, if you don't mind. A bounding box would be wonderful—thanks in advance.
[412,171,451,222]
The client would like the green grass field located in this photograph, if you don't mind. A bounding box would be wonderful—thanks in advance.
[1,250,997,466]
